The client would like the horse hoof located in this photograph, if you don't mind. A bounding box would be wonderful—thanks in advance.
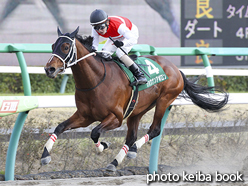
[106,163,116,172]
[101,141,111,150]
[127,144,137,159]
[41,156,51,166]
[127,151,137,159]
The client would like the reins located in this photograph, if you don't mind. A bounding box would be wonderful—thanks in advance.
[75,58,106,92]
[74,51,110,91]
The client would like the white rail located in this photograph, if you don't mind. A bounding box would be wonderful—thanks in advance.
[35,93,248,108]
[0,66,248,76]
[0,66,72,74]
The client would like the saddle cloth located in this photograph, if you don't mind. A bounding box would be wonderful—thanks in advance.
[114,57,168,91]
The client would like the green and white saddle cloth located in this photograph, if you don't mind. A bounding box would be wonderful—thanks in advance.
[114,57,168,91]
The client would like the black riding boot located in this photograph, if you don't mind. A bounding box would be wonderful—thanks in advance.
[129,63,147,86]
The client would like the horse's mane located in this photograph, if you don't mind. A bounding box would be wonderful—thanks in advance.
[75,34,93,52]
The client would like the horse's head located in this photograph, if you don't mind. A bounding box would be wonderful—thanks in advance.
[45,27,79,78]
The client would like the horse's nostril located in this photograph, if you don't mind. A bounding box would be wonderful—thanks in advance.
[49,67,56,73]
[45,67,55,74]
[45,67,56,77]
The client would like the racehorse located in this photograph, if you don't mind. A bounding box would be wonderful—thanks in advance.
[42,27,228,171]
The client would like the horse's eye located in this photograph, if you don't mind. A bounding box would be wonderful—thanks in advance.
[65,46,69,50]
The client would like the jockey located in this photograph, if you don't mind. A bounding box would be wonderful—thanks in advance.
[90,9,147,86]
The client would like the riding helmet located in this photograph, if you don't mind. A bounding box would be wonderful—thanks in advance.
[90,9,108,25]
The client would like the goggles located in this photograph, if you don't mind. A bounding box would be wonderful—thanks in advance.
[94,23,106,30]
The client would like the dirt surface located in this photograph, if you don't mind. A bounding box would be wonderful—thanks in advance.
[1,104,248,185]
[1,174,248,186]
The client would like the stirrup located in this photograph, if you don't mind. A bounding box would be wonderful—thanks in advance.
[130,77,147,86]
[130,81,138,87]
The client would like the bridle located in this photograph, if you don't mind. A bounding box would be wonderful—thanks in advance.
[48,35,96,74]
[48,34,111,91]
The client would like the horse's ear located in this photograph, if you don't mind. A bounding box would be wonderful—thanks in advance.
[57,27,63,36]
[70,26,79,38]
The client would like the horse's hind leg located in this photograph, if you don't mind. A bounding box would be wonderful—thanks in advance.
[129,96,176,157]
[106,113,145,171]
[125,115,142,159]
[41,111,92,166]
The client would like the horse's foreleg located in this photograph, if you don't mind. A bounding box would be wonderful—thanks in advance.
[40,119,69,165]
[91,113,121,153]
[91,124,111,153]
[41,111,92,166]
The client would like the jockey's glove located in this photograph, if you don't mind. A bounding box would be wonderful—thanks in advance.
[91,47,97,52]
[97,52,112,61]
[113,40,124,48]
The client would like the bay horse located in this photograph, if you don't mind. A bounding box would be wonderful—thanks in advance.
[42,27,228,171]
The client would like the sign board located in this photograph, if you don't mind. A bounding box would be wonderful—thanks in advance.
[181,0,248,66]
[0,96,38,117]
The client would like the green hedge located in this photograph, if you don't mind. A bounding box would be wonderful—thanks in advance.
[216,76,248,92]
[0,73,247,94]
[195,76,248,92]
[0,73,75,94]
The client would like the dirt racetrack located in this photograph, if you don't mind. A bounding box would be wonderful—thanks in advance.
[0,175,149,186]
[1,173,248,186]
[1,104,248,185]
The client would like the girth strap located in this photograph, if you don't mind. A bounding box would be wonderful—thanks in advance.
[123,85,139,119]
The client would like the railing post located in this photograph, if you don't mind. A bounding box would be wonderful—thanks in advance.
[5,50,31,181]
[16,51,32,95]
[201,54,215,87]
[60,74,69,94]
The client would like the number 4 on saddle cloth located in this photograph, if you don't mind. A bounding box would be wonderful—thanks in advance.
[113,56,169,119]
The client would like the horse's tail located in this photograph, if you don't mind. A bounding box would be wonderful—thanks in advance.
[179,70,229,112]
